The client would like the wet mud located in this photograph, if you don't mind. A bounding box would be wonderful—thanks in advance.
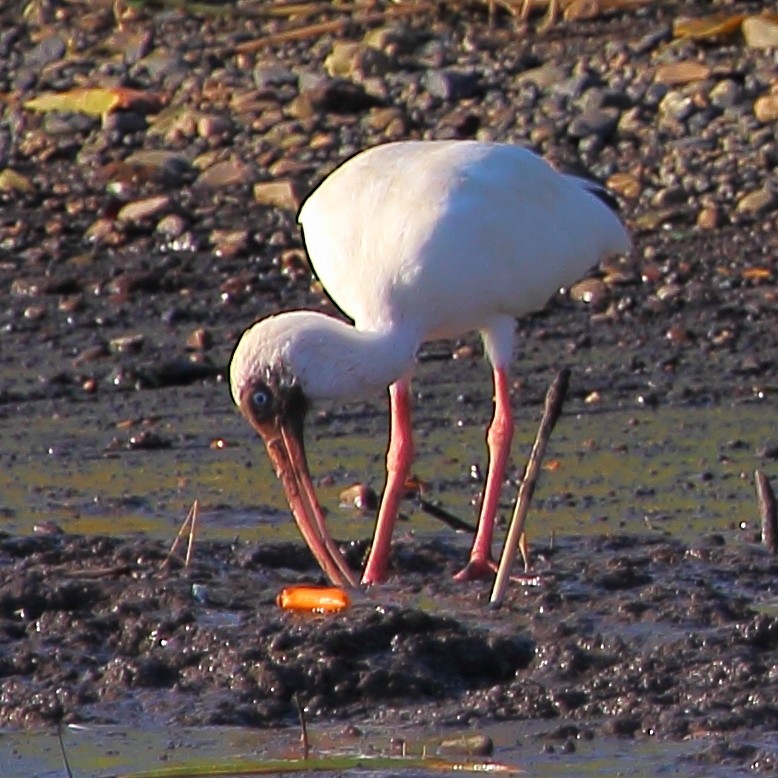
[1,0,778,773]
[1,530,777,774]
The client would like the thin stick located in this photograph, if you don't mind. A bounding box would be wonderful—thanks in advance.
[756,470,777,554]
[230,2,432,54]
[56,725,74,778]
[490,368,570,607]
[294,692,310,759]
[184,499,199,570]
[417,498,478,534]
[162,500,198,572]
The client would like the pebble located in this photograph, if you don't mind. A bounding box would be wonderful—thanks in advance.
[211,228,249,258]
[253,179,303,211]
[110,334,145,354]
[24,33,65,70]
[742,16,778,49]
[156,213,187,239]
[569,278,609,308]
[736,186,778,216]
[186,327,212,351]
[117,194,170,224]
[753,94,778,123]
[568,106,619,140]
[195,159,255,189]
[122,150,192,184]
[659,91,695,122]
[424,68,481,101]
[654,61,711,86]
[253,63,297,90]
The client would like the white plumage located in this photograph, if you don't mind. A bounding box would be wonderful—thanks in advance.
[230,140,630,587]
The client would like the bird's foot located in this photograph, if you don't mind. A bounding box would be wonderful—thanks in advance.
[360,559,389,586]
[453,556,496,582]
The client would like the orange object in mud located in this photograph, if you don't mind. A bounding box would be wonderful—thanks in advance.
[277,586,351,613]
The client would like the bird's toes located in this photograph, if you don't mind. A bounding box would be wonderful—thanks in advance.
[452,557,495,582]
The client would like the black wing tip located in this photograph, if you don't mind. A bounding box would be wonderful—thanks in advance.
[581,180,621,214]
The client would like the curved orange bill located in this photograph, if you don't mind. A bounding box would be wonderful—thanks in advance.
[258,419,357,588]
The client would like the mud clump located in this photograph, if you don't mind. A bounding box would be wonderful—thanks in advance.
[0,531,776,770]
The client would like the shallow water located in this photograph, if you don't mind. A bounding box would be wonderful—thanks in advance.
[0,388,770,551]
[0,720,742,778]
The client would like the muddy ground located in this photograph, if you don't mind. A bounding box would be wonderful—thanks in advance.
[1,0,778,773]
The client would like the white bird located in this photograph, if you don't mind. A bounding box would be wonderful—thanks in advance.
[230,140,630,588]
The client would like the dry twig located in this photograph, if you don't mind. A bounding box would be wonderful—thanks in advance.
[162,499,200,572]
[756,470,777,554]
[490,368,569,607]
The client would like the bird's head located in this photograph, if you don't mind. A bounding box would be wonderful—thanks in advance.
[229,311,357,587]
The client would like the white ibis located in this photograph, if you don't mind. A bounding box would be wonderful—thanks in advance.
[230,140,630,587]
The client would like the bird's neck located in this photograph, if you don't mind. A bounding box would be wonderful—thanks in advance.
[297,315,420,402]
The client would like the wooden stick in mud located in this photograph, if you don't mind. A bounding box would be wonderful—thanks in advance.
[490,368,570,607]
[755,470,777,554]
[230,2,433,54]
[162,499,200,572]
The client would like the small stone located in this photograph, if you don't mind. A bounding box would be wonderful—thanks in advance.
[102,111,147,135]
[697,206,720,230]
[110,334,145,354]
[123,150,192,184]
[709,79,743,109]
[253,179,303,211]
[339,483,378,513]
[742,16,778,49]
[186,327,212,351]
[84,218,121,246]
[656,283,682,301]
[196,114,232,139]
[211,228,249,258]
[23,305,46,320]
[24,33,65,70]
[659,91,695,122]
[754,94,778,123]
[666,325,692,345]
[73,344,109,365]
[568,107,619,139]
[606,172,641,199]
[569,278,609,308]
[0,169,34,194]
[737,187,778,216]
[424,68,480,101]
[517,64,568,90]
[117,194,170,223]
[253,63,297,90]
[195,159,255,189]
[156,213,186,239]
[324,41,390,80]
[438,734,494,757]
[654,61,711,86]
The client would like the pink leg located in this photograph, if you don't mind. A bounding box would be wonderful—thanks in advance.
[455,366,514,581]
[361,376,414,585]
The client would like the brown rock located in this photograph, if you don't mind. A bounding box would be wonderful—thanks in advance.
[253,179,304,211]
[654,61,711,86]
[754,94,778,123]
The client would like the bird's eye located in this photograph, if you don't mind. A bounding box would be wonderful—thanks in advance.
[250,385,274,417]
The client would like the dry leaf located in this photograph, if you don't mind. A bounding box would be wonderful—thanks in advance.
[673,13,747,41]
[25,86,163,117]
